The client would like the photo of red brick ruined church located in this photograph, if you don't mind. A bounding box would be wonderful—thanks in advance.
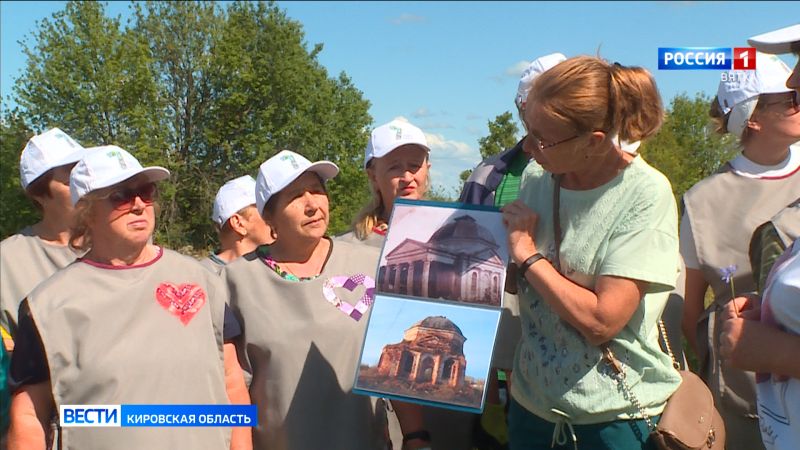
[378,201,509,308]
[357,313,487,410]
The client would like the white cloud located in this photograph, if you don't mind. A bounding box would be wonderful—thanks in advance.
[425,132,476,163]
[505,60,531,78]
[425,134,482,196]
[488,60,532,85]
[390,13,425,25]
[412,107,434,118]
[466,113,482,120]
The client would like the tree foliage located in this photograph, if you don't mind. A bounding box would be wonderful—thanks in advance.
[459,168,473,189]
[478,111,520,159]
[0,110,38,238]
[639,93,738,202]
[6,1,372,248]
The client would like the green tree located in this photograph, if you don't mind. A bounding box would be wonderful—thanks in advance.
[459,169,473,191]
[9,0,373,249]
[132,1,225,248]
[425,184,457,202]
[15,1,164,152]
[203,1,372,237]
[0,110,38,239]
[478,111,520,159]
[639,93,737,201]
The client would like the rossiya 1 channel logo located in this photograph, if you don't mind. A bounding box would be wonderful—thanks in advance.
[658,47,756,70]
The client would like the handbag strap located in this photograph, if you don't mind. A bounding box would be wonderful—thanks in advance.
[552,174,563,272]
[601,321,680,433]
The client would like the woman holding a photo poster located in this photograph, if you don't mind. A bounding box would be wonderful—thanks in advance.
[224,150,425,450]
[500,56,682,449]
[338,120,474,450]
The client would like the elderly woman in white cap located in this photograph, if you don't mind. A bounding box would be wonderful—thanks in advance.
[1,128,87,351]
[7,146,251,450]
[716,24,800,450]
[202,175,271,274]
[224,150,397,449]
[680,51,800,450]
[339,119,431,247]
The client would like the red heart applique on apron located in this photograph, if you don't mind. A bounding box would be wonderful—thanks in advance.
[155,282,206,325]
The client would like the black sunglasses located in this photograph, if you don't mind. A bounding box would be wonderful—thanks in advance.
[107,183,158,211]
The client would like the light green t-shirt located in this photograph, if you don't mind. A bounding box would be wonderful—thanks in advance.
[511,156,682,425]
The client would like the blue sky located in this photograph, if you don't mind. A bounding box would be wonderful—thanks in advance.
[359,295,500,380]
[1,2,797,192]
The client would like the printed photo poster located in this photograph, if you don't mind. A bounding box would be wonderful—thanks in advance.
[377,199,510,308]
[354,295,501,413]
[355,199,509,413]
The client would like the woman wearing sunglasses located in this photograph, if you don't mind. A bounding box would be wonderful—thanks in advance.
[7,146,251,450]
[680,52,800,450]
[500,56,682,449]
[224,150,395,450]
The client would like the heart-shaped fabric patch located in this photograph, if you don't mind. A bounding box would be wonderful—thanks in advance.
[322,274,376,321]
[155,282,207,325]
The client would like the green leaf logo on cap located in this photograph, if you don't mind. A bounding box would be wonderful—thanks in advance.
[280,153,299,169]
[107,150,128,169]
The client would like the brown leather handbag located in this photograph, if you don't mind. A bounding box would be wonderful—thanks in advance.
[601,324,726,450]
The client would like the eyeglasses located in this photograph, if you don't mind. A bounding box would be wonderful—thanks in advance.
[105,183,157,211]
[525,132,582,151]
[760,91,800,115]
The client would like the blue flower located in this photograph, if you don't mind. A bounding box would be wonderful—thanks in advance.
[719,265,738,299]
[719,265,737,284]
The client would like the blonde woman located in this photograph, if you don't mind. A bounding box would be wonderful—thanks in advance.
[338,119,431,247]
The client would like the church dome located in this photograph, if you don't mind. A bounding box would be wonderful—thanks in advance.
[428,215,497,247]
[411,315,465,336]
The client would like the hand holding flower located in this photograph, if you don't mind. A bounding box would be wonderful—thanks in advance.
[719,264,740,316]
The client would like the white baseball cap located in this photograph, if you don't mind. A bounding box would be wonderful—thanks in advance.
[364,119,429,168]
[717,52,792,137]
[748,24,800,55]
[256,150,339,213]
[212,175,257,226]
[515,53,567,112]
[19,127,87,189]
[70,145,170,205]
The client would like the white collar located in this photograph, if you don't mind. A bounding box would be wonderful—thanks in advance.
[729,143,800,179]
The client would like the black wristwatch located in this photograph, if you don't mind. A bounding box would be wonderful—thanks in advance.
[519,252,546,275]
